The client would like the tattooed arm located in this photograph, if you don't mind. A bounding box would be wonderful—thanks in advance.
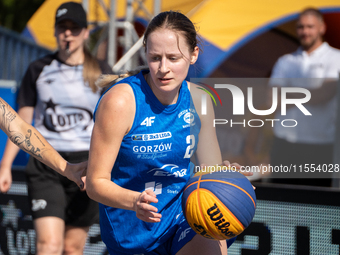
[0,97,86,192]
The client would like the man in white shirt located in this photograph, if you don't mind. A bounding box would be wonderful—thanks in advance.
[269,8,340,186]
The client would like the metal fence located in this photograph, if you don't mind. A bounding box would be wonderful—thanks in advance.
[0,26,51,166]
[0,26,52,86]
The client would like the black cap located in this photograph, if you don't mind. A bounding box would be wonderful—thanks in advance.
[55,2,87,28]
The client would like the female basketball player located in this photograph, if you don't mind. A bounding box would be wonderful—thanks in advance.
[87,11,238,255]
[0,97,86,191]
[0,2,112,254]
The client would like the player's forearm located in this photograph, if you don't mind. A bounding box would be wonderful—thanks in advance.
[0,98,19,169]
[0,98,67,175]
[0,140,21,171]
[25,127,68,175]
[87,177,140,211]
[41,153,68,176]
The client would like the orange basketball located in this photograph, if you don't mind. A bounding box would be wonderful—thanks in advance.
[182,170,256,240]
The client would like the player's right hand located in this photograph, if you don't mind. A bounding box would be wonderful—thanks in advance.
[134,189,162,223]
[0,166,12,193]
[64,161,87,191]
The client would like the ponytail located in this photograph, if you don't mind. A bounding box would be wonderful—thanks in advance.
[83,47,102,92]
[95,66,149,88]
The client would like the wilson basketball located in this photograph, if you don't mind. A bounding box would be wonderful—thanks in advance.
[182,169,256,240]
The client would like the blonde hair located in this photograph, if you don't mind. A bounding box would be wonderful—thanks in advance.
[95,66,149,88]
[83,47,102,92]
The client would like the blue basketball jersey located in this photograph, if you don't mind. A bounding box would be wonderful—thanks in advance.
[95,71,201,254]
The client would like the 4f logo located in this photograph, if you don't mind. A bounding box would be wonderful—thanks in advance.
[178,228,192,242]
[141,117,155,127]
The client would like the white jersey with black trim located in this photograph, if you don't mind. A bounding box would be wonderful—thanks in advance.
[18,53,111,152]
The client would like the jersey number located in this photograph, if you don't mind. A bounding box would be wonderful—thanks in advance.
[184,135,195,158]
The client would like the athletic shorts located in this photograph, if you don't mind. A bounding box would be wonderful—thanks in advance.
[25,151,99,227]
[106,211,236,255]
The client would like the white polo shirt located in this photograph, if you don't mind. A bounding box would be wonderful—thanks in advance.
[269,42,340,144]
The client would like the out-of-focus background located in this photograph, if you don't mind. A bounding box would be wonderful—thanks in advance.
[2,0,340,166]
[1,1,340,254]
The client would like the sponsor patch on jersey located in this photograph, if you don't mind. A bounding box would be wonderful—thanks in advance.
[45,78,55,84]
[131,131,172,141]
[147,164,187,178]
[133,143,172,160]
[133,143,172,153]
[145,181,162,195]
[167,184,181,194]
[184,112,194,124]
[178,109,196,128]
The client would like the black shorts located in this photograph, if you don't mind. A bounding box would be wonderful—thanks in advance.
[25,151,99,227]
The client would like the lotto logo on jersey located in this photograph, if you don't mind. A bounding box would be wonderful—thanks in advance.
[43,99,92,132]
[141,117,155,126]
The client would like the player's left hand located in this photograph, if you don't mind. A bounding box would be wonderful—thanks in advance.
[134,189,162,223]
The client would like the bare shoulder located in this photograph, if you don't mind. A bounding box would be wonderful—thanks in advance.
[187,81,205,101]
[97,83,135,113]
[187,82,213,118]
[95,83,135,134]
[187,82,205,94]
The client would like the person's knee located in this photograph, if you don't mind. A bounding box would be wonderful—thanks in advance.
[63,239,84,255]
[36,238,63,255]
[63,226,89,255]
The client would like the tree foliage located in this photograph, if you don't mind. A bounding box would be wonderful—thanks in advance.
[0,0,45,32]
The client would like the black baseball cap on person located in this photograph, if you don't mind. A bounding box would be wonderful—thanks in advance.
[55,2,87,28]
